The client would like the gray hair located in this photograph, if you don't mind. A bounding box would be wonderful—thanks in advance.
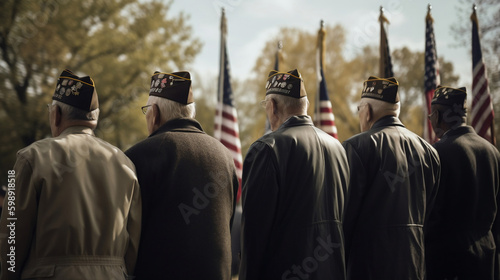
[265,94,309,116]
[52,100,99,121]
[148,96,196,123]
[360,98,401,118]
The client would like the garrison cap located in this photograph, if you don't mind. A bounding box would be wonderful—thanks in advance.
[149,71,193,104]
[265,69,306,98]
[361,76,399,103]
[431,86,467,109]
[52,69,98,111]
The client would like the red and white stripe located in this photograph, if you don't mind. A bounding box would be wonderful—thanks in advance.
[318,100,338,137]
[215,104,243,182]
[471,60,494,140]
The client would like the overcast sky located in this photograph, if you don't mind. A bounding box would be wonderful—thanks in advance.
[169,0,478,89]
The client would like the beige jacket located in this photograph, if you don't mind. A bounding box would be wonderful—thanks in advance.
[0,126,141,280]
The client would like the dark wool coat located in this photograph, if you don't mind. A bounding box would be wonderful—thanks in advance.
[342,116,440,280]
[239,115,350,280]
[426,126,500,280]
[125,118,238,280]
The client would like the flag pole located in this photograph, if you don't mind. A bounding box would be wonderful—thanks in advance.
[315,20,325,127]
[379,6,393,78]
[276,40,283,71]
[265,41,283,135]
[379,6,384,77]
[214,8,226,140]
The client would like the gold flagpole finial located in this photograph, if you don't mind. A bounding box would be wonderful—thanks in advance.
[471,3,478,23]
[379,6,389,24]
[426,3,433,22]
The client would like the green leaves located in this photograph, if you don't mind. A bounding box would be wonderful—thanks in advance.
[0,0,201,181]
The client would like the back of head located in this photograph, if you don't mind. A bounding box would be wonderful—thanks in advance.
[149,95,196,123]
[362,98,400,119]
[266,94,309,117]
[52,100,100,121]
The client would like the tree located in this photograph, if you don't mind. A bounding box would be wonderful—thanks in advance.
[0,0,202,183]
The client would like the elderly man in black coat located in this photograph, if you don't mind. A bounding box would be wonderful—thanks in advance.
[342,76,440,280]
[239,69,350,280]
[125,71,238,280]
[426,86,500,280]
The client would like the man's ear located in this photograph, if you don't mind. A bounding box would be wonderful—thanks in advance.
[366,103,372,123]
[270,98,278,116]
[53,104,62,127]
[152,104,161,126]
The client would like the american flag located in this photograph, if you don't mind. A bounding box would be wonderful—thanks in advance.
[214,9,243,200]
[471,5,495,144]
[314,20,338,138]
[424,5,440,143]
[379,7,394,78]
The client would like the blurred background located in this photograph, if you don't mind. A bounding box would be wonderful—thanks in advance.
[0,0,499,186]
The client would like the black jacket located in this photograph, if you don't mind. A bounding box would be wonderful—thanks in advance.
[239,115,349,280]
[426,126,500,280]
[342,116,440,280]
[125,118,238,280]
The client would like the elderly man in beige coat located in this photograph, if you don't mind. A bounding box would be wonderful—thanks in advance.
[0,69,141,280]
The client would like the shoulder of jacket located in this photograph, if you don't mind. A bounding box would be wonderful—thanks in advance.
[17,137,53,157]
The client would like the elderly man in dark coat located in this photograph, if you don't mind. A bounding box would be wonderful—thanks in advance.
[342,76,440,280]
[239,69,350,280]
[426,86,500,279]
[125,71,238,279]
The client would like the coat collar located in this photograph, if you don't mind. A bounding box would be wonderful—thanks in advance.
[59,126,95,137]
[439,125,475,141]
[278,115,314,130]
[371,115,405,130]
[149,118,204,137]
